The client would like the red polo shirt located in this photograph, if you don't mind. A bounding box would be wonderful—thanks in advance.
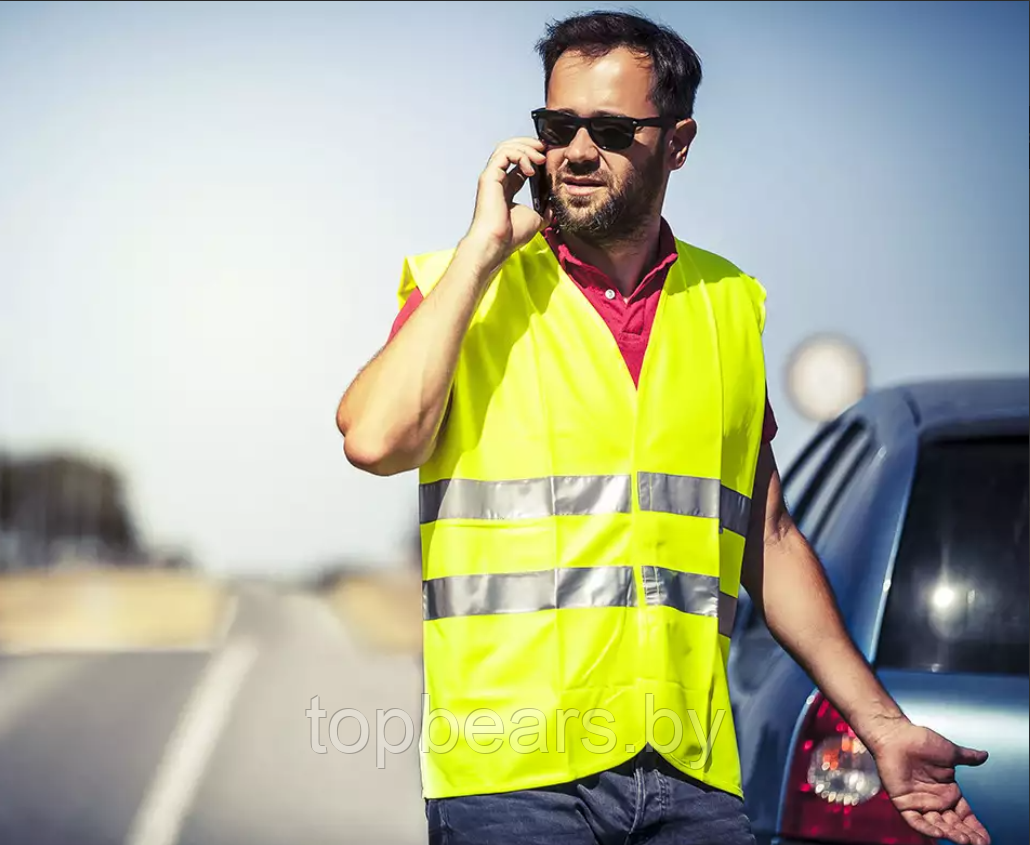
[388,220,777,442]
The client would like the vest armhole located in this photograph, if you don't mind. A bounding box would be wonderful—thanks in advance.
[676,241,768,336]
[396,248,457,311]
[744,274,768,336]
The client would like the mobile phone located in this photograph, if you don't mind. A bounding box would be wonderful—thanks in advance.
[529,167,550,217]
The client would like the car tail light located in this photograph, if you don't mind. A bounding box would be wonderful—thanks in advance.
[781,692,932,844]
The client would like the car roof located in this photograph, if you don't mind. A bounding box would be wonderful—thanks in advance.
[850,375,1029,435]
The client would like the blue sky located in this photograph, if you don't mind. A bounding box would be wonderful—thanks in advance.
[1,1,1026,575]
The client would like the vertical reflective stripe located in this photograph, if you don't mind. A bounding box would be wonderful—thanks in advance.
[644,566,720,617]
[717,590,738,638]
[423,566,637,620]
[420,475,632,524]
[642,566,739,637]
[637,472,751,537]
[719,487,752,537]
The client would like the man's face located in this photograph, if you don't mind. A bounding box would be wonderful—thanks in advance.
[543,46,675,245]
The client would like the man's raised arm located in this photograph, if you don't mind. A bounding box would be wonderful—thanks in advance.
[335,137,548,476]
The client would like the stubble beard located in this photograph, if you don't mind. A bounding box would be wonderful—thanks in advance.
[550,149,666,249]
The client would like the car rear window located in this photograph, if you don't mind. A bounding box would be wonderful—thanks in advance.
[876,436,1029,676]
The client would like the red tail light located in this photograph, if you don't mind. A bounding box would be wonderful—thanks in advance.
[781,692,932,844]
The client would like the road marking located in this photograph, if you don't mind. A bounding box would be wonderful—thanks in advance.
[124,637,259,845]
[211,594,239,647]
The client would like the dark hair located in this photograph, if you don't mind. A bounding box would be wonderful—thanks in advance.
[535,10,703,119]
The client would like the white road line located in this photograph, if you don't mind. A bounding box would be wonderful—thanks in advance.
[211,594,240,647]
[124,637,259,845]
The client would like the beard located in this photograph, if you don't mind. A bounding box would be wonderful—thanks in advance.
[549,147,666,247]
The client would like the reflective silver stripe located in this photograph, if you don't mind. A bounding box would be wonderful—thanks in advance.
[719,486,752,537]
[643,567,738,637]
[637,472,751,536]
[423,566,636,620]
[718,590,738,638]
[420,475,632,524]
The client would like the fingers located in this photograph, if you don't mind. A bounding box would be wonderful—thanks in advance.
[489,139,545,173]
[900,801,992,845]
[902,809,949,841]
[903,809,991,845]
[953,745,989,767]
[940,809,992,845]
[929,810,973,843]
[938,817,991,845]
[955,798,992,843]
[483,139,546,185]
[501,165,528,201]
[925,810,972,845]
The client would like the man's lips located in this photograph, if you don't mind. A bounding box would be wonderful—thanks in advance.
[561,178,607,195]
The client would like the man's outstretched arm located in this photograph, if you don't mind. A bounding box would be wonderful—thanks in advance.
[740,443,991,845]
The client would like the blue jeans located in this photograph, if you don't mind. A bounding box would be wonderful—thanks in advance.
[425,746,756,844]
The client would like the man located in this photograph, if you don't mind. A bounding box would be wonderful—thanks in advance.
[336,10,990,845]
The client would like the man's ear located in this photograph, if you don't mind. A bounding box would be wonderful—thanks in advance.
[668,118,697,171]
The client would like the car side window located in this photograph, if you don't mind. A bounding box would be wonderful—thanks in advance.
[794,423,875,549]
[876,436,1029,676]
[740,420,874,636]
[780,420,843,516]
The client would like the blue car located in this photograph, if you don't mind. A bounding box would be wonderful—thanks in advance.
[728,375,1029,845]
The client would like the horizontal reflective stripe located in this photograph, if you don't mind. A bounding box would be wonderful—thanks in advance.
[421,473,750,533]
[643,566,738,637]
[424,566,738,634]
[423,566,636,620]
[420,475,632,524]
[637,472,751,536]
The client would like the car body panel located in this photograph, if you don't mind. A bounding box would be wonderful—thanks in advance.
[729,376,1029,844]
[874,670,1029,845]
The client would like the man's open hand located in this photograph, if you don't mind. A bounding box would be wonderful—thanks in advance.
[870,718,990,844]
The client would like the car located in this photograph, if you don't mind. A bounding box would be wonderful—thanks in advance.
[728,375,1029,845]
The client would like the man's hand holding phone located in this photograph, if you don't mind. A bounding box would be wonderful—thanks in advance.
[528,164,550,219]
[464,137,552,271]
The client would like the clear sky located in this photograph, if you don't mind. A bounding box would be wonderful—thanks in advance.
[1,1,1027,576]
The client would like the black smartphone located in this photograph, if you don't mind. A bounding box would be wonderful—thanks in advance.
[529,167,550,217]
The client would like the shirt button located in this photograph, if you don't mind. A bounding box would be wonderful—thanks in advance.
[604,289,616,300]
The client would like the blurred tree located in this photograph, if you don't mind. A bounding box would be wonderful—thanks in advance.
[0,450,139,570]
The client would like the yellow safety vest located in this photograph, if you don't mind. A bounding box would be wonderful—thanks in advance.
[396,231,768,800]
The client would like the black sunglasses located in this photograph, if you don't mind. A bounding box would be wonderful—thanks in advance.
[531,108,678,152]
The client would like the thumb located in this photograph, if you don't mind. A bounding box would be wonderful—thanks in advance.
[953,745,989,767]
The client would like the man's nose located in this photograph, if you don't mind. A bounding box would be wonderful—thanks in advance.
[564,126,600,165]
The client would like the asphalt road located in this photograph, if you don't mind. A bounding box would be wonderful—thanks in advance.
[0,582,428,845]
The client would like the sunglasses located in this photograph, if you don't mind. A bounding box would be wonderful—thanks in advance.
[531,108,678,152]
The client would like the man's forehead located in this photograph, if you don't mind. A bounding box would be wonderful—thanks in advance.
[546,47,655,114]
